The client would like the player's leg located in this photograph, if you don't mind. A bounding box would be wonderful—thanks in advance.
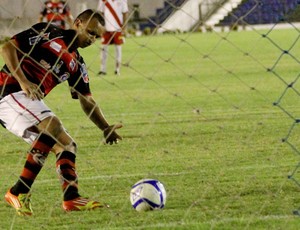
[1,92,104,213]
[115,45,122,75]
[9,131,56,194]
[100,45,108,75]
[5,131,56,216]
[38,116,106,211]
[0,92,56,215]
[37,117,79,201]
[99,32,110,75]
[114,31,124,75]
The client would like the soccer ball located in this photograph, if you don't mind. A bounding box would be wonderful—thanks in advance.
[130,179,167,212]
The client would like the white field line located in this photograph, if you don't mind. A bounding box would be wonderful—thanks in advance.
[33,162,292,185]
[35,172,191,184]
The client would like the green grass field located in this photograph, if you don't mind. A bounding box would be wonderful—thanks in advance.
[1,28,300,229]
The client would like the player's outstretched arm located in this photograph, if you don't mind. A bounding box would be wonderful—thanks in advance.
[78,94,122,144]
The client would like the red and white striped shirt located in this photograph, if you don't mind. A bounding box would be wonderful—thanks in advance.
[97,0,128,32]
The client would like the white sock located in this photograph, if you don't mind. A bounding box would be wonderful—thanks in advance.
[101,45,108,72]
[115,45,122,72]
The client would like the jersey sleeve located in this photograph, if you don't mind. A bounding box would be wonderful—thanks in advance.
[12,27,40,54]
[67,57,91,99]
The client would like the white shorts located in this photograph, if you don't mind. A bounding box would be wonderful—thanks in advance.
[0,91,54,144]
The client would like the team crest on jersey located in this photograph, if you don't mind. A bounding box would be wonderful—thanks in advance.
[59,72,70,82]
[69,59,76,71]
[80,63,89,83]
[29,32,50,45]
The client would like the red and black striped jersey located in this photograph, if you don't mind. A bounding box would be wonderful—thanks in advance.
[40,1,71,29]
[0,23,91,100]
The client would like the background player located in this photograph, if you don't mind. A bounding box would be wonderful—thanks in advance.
[0,9,122,216]
[38,0,74,29]
[97,0,128,76]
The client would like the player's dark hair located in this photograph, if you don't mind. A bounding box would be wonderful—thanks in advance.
[75,9,105,26]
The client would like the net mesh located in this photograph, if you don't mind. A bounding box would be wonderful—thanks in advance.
[0,0,300,228]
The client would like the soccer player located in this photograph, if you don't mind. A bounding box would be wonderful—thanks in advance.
[0,9,122,216]
[38,0,74,29]
[97,0,128,75]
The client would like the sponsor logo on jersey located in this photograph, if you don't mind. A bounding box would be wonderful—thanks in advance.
[29,32,50,46]
[80,63,89,83]
[40,59,51,69]
[54,60,64,74]
[49,41,62,52]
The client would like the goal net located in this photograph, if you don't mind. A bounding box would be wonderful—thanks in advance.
[0,0,300,228]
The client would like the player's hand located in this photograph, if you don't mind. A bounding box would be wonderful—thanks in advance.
[21,80,44,100]
[103,123,123,145]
